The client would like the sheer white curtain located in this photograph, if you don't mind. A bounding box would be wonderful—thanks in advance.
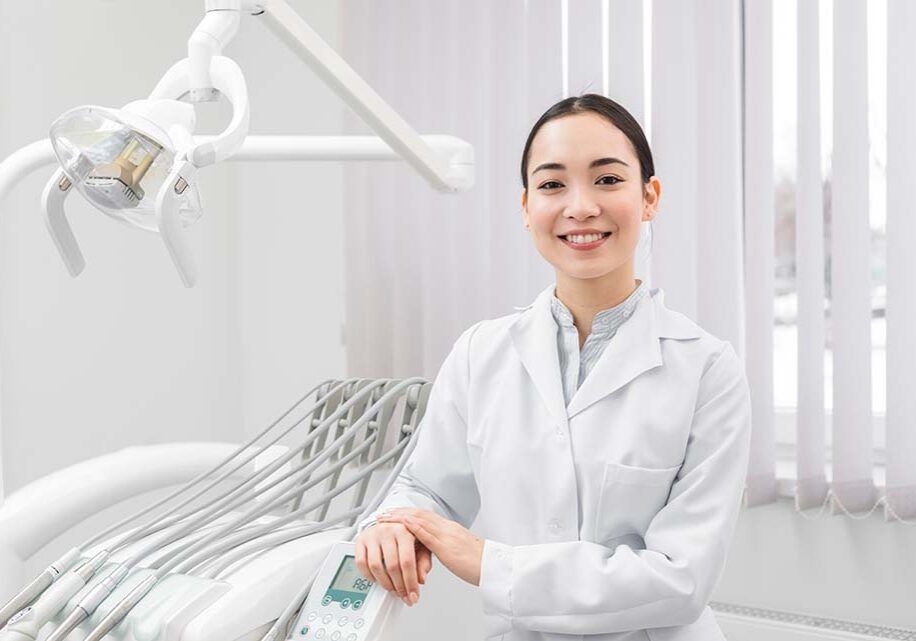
[341,0,914,522]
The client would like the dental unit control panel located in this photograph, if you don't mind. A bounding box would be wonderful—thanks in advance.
[289,542,400,641]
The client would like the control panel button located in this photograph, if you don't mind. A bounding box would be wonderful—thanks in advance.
[307,612,318,622]
[341,598,351,608]
[299,626,309,637]
[347,635,357,641]
[315,629,326,639]
[353,619,365,629]
[331,632,341,641]
[352,600,363,610]
[322,614,333,624]
[337,617,349,626]
[321,596,332,606]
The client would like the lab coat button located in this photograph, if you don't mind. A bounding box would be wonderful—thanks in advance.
[548,519,562,531]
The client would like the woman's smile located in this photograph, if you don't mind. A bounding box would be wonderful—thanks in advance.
[558,231,612,251]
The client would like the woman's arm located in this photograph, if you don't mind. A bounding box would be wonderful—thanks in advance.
[354,321,484,604]
[356,320,484,533]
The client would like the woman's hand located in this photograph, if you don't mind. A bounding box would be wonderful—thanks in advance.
[376,508,484,586]
[354,521,433,606]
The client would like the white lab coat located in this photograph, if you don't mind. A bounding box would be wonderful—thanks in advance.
[359,284,752,641]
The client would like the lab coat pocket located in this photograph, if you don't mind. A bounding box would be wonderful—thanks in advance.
[594,462,681,545]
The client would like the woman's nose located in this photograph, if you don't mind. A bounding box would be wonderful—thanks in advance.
[564,189,600,219]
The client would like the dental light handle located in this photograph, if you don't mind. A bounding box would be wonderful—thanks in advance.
[148,55,249,286]
[41,169,84,278]
[0,548,80,628]
[155,160,199,286]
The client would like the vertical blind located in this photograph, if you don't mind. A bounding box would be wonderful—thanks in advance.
[342,0,916,523]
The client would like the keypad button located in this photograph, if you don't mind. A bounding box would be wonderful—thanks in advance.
[331,632,341,641]
[353,619,365,629]
[337,617,348,626]
[322,615,333,624]
[352,600,363,610]
[341,598,351,608]
[315,629,326,639]
[307,612,318,622]
[299,626,309,637]
[322,596,332,606]
[347,635,357,641]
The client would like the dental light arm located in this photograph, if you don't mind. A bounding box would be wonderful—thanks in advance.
[33,0,473,288]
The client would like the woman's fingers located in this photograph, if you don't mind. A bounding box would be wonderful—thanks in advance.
[355,538,371,582]
[397,532,420,603]
[365,539,396,592]
[416,544,433,583]
[381,538,407,598]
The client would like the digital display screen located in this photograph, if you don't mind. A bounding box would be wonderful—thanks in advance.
[322,555,373,609]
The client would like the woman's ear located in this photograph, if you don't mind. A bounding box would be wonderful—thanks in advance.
[521,189,530,229]
[642,177,661,221]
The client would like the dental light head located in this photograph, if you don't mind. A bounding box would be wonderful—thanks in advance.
[43,56,249,287]
[49,101,203,232]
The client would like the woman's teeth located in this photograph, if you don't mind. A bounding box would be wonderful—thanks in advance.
[566,233,609,244]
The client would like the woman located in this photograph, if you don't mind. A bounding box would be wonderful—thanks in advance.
[353,94,751,641]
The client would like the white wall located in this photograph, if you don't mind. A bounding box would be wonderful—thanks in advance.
[0,0,346,497]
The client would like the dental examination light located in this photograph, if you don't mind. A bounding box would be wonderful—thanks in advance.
[43,56,249,287]
[24,0,474,289]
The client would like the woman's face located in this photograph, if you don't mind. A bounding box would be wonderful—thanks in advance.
[522,112,661,283]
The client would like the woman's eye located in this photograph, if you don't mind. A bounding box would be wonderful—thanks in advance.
[598,176,622,185]
[539,181,562,190]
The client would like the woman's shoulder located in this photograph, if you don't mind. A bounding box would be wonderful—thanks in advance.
[453,309,523,354]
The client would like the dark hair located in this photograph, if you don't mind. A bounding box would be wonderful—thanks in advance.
[520,94,655,190]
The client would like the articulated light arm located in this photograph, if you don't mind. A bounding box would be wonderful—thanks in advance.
[244,0,474,192]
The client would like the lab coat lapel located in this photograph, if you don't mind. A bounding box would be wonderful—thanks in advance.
[565,288,663,419]
[508,284,569,431]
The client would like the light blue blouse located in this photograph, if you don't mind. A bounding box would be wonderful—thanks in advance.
[549,279,648,405]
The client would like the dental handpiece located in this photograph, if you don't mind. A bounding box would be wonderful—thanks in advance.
[0,548,79,628]
[0,552,106,641]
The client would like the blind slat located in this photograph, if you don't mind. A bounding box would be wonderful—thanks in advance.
[794,0,829,510]
[830,0,877,513]
[884,0,916,519]
[566,0,604,96]
[743,0,778,507]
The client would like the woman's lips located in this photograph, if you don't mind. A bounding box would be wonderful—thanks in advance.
[559,232,611,251]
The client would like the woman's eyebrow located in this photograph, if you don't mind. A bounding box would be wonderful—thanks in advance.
[532,157,630,174]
